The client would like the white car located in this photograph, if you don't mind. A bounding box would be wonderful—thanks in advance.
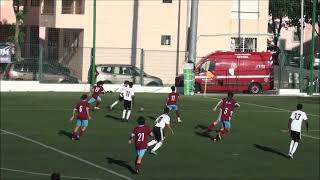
[314,53,320,68]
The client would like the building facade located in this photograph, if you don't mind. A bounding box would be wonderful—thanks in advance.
[2,0,270,84]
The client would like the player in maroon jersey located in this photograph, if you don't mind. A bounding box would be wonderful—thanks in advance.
[204,92,240,142]
[70,94,91,140]
[166,86,181,122]
[128,117,153,174]
[88,81,106,110]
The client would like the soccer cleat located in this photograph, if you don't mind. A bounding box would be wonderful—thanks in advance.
[94,107,100,110]
[177,119,182,123]
[108,106,113,111]
[135,169,139,174]
[288,153,293,159]
[150,150,157,155]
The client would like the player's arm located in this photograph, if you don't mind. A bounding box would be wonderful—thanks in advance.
[213,100,223,111]
[128,133,135,144]
[165,123,174,135]
[86,107,91,120]
[70,108,77,121]
[288,118,293,132]
[304,120,309,132]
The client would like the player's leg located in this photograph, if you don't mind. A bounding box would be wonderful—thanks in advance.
[88,97,96,104]
[79,120,88,137]
[135,149,146,173]
[122,100,127,120]
[148,127,159,147]
[126,101,132,120]
[110,96,122,110]
[213,121,230,142]
[72,120,81,140]
[206,110,222,132]
[94,96,101,110]
[173,105,181,122]
[150,128,164,154]
[288,131,300,158]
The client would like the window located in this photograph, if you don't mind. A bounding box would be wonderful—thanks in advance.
[161,35,171,46]
[200,60,215,73]
[62,0,84,14]
[31,0,40,6]
[101,66,113,74]
[231,0,259,19]
[231,37,257,52]
[163,0,172,3]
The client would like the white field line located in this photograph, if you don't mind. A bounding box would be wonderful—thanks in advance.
[0,129,134,180]
[280,129,320,140]
[209,97,320,117]
[0,168,102,180]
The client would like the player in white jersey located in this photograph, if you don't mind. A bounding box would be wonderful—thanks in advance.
[109,80,129,110]
[122,82,135,121]
[147,107,174,155]
[287,103,309,159]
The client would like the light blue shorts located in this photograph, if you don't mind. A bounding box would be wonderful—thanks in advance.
[136,149,147,157]
[88,96,101,104]
[76,119,89,127]
[167,104,178,111]
[220,121,231,129]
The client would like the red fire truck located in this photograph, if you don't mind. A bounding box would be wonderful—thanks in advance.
[177,51,274,94]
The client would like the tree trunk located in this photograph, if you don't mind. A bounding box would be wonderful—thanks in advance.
[14,18,22,62]
[272,16,278,46]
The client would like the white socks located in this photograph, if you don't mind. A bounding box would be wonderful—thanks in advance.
[111,100,118,108]
[289,140,299,156]
[122,110,126,119]
[152,142,163,152]
[289,140,294,154]
[148,140,157,147]
[122,110,131,120]
[126,110,131,120]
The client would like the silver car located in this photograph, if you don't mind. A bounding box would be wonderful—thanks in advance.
[95,64,163,86]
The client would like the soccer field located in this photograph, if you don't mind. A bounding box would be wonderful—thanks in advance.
[1,92,319,180]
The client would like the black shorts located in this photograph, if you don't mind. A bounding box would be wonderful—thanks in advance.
[124,100,132,110]
[290,130,301,141]
[153,126,164,142]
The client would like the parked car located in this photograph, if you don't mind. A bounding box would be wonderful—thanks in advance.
[3,61,78,83]
[176,51,273,94]
[95,64,163,86]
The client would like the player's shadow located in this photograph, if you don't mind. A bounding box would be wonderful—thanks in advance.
[106,157,136,174]
[253,144,289,159]
[58,130,73,139]
[105,115,122,122]
[194,124,213,139]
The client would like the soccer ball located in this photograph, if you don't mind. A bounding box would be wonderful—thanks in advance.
[139,107,144,112]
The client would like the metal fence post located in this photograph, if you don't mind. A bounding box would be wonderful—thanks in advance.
[140,48,144,86]
[38,45,43,81]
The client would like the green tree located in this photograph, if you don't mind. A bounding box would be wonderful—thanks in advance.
[12,0,27,62]
[269,0,320,45]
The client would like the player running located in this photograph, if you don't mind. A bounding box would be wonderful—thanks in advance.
[128,117,153,174]
[122,82,134,121]
[88,81,106,110]
[205,92,240,142]
[70,94,91,140]
[147,107,174,155]
[287,103,308,159]
[109,80,130,110]
[166,86,182,123]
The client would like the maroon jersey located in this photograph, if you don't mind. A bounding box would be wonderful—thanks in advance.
[220,98,237,121]
[167,92,179,105]
[92,85,104,98]
[75,101,90,120]
[132,125,152,149]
